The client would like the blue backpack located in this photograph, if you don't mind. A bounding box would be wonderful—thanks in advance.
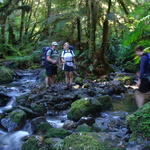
[146,53,150,66]
[41,47,51,67]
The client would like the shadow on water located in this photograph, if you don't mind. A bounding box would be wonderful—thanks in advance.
[111,94,138,114]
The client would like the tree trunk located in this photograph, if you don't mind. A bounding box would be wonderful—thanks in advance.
[94,0,113,75]
[77,16,81,51]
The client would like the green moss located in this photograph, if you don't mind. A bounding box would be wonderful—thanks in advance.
[74,77,83,85]
[62,132,115,150]
[96,95,113,110]
[0,66,13,83]
[7,109,26,124]
[37,122,53,134]
[75,124,93,132]
[21,137,40,150]
[126,102,150,138]
[45,128,71,139]
[67,98,102,121]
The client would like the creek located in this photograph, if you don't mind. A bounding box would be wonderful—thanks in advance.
[0,69,137,150]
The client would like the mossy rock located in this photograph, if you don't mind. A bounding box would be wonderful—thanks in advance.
[61,132,116,150]
[67,97,102,121]
[22,136,41,150]
[44,128,71,139]
[37,122,53,134]
[75,124,93,132]
[0,66,13,84]
[74,77,83,85]
[126,102,150,138]
[1,109,26,131]
[114,75,132,85]
[31,103,46,115]
[96,95,113,110]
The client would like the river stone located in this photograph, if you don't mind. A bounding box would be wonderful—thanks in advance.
[75,123,93,132]
[96,95,113,110]
[77,117,95,126]
[74,77,83,86]
[1,109,26,131]
[67,97,102,121]
[61,132,119,150]
[126,102,150,139]
[62,120,77,130]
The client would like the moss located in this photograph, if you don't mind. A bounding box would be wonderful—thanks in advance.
[21,137,40,150]
[75,124,93,132]
[67,98,102,121]
[74,77,83,85]
[114,75,132,84]
[96,95,113,110]
[126,102,150,138]
[31,103,46,115]
[62,132,115,150]
[37,122,53,134]
[44,128,71,139]
[0,66,13,83]
[7,109,26,124]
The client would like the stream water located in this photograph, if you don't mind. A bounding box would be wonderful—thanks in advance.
[0,70,137,150]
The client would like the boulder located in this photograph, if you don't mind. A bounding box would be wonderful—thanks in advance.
[74,77,83,86]
[126,102,150,139]
[67,97,102,121]
[1,109,26,131]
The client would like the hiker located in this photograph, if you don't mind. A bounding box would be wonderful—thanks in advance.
[61,42,76,91]
[45,41,60,92]
[134,45,150,108]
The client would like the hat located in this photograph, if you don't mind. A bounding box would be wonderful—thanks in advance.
[52,42,58,46]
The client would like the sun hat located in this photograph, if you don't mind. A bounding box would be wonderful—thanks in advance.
[52,42,58,46]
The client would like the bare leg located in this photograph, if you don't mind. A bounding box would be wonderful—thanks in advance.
[69,72,73,84]
[135,90,145,108]
[45,76,51,88]
[65,71,70,83]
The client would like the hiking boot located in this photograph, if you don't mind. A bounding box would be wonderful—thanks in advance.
[64,84,69,90]
[69,84,73,91]
[51,85,57,92]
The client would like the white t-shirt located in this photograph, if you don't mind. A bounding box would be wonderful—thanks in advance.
[61,50,75,67]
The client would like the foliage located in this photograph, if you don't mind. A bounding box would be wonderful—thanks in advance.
[0,66,14,83]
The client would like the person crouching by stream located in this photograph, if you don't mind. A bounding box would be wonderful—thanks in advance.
[134,45,150,108]
[45,42,60,92]
[61,42,76,91]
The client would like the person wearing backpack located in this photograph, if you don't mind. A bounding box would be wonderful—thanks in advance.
[134,45,150,108]
[61,42,76,91]
[45,41,60,92]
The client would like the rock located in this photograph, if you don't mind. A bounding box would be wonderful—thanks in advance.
[74,77,83,86]
[31,116,47,133]
[0,66,14,84]
[96,95,113,110]
[126,102,150,139]
[77,117,95,126]
[67,97,102,121]
[1,109,26,131]
[75,123,93,132]
[61,132,119,150]
[0,92,11,106]
[87,89,97,97]
[62,120,77,130]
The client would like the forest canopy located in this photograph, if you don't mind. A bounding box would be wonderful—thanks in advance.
[0,0,150,75]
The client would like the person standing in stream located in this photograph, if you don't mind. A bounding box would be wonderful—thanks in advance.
[61,42,76,91]
[134,45,150,108]
[45,41,60,92]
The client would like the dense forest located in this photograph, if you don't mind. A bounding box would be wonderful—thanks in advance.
[0,0,150,75]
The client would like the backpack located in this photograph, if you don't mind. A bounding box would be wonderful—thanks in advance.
[41,47,51,67]
[146,53,150,66]
[63,49,74,57]
[69,45,74,51]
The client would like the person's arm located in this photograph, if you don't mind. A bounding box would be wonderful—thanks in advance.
[139,55,147,79]
[46,50,57,64]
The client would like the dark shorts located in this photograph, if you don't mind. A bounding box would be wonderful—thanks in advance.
[138,77,150,93]
[46,65,57,76]
[64,64,74,72]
